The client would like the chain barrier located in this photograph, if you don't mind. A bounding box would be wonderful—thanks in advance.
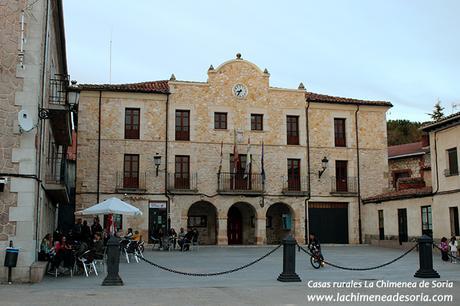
[137,244,282,276]
[297,243,418,271]
[432,243,460,261]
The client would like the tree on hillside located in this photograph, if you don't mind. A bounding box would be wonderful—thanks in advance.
[428,100,445,122]
[387,120,423,146]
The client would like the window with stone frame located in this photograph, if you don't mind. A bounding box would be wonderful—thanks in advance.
[286,115,299,145]
[251,114,263,131]
[214,112,227,130]
[447,147,459,175]
[175,110,190,141]
[125,108,140,139]
[334,118,346,147]
[392,169,411,188]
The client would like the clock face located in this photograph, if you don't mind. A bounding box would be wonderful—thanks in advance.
[233,84,248,98]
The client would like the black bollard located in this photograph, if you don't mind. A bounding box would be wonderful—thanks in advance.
[277,235,301,282]
[414,235,440,278]
[102,235,124,286]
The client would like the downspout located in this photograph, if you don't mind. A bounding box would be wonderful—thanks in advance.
[165,93,171,233]
[35,0,50,254]
[304,100,311,244]
[97,90,102,202]
[432,131,439,195]
[355,105,362,244]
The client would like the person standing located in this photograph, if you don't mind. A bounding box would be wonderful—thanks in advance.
[91,217,103,236]
[440,237,450,262]
[81,220,92,244]
[449,236,458,263]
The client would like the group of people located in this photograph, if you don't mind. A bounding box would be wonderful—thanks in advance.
[39,217,106,274]
[151,227,199,251]
[440,236,458,263]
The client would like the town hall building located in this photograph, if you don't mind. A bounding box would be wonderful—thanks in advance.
[75,54,392,245]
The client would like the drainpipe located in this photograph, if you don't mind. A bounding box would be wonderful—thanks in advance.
[165,93,171,233]
[35,0,51,254]
[432,131,439,195]
[304,100,311,244]
[97,91,102,203]
[355,105,362,244]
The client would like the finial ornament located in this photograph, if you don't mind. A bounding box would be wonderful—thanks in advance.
[236,53,242,59]
[264,68,269,74]
[170,74,176,81]
[208,65,214,71]
[298,82,305,90]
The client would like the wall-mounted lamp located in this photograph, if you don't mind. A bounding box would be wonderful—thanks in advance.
[318,156,329,178]
[154,153,161,177]
[67,84,80,112]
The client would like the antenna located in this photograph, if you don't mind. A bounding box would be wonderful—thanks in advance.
[109,28,113,84]
[18,109,34,132]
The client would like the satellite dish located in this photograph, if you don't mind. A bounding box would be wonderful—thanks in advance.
[18,109,34,132]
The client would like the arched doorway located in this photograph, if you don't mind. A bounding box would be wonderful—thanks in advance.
[266,203,294,244]
[227,202,256,245]
[187,201,217,245]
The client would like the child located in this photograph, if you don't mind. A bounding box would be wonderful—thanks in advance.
[449,236,458,263]
[308,233,324,266]
[440,237,449,262]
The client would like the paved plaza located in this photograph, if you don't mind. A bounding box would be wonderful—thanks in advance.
[1,245,459,305]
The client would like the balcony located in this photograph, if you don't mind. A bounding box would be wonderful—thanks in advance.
[217,172,264,195]
[444,168,459,177]
[115,172,147,193]
[167,173,198,194]
[330,176,358,195]
[282,175,309,196]
[44,156,70,204]
[47,75,72,145]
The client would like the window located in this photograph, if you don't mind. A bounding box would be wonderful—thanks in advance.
[450,207,460,236]
[286,115,299,145]
[334,118,346,147]
[251,114,263,131]
[214,112,227,130]
[229,154,250,190]
[188,216,207,227]
[175,110,190,141]
[335,160,348,192]
[378,210,384,240]
[287,159,301,191]
[125,108,140,139]
[175,155,190,189]
[421,206,432,237]
[123,154,139,188]
[447,148,458,175]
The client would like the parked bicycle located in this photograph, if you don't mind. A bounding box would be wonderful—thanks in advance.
[310,248,324,269]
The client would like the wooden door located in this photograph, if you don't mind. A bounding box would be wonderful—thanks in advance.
[227,206,242,244]
[123,154,139,188]
[398,208,408,244]
[287,159,300,190]
[175,155,190,189]
[335,160,348,192]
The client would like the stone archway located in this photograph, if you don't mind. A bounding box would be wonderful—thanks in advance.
[266,203,295,244]
[227,202,257,245]
[187,201,217,245]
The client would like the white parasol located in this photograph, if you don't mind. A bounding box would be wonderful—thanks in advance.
[75,197,142,216]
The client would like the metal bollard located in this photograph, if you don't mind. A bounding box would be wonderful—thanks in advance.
[277,235,301,282]
[102,236,124,286]
[414,235,440,278]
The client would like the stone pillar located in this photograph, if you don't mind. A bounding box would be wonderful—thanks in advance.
[256,217,266,245]
[294,207,305,244]
[217,217,228,245]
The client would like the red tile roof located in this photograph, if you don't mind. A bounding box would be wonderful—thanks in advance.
[79,80,169,94]
[388,141,424,159]
[421,111,460,132]
[363,186,432,204]
[306,92,392,107]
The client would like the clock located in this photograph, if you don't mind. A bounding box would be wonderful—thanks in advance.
[233,83,248,99]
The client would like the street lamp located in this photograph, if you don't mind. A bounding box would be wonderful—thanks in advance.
[318,156,329,178]
[154,153,161,176]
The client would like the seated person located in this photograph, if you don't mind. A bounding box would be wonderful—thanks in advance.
[131,230,141,242]
[124,228,134,239]
[308,233,324,265]
[39,234,54,261]
[91,233,105,260]
[168,228,177,249]
[179,228,194,251]
[52,236,74,272]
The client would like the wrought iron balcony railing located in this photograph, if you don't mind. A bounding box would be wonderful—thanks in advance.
[217,172,264,194]
[282,175,309,195]
[330,176,358,194]
[167,172,198,193]
[49,75,69,106]
[116,171,146,192]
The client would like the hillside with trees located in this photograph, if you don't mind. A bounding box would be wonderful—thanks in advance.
[387,120,423,146]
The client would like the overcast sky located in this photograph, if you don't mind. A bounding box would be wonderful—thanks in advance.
[63,0,460,122]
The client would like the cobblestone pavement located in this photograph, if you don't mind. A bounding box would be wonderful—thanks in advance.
[1,245,459,305]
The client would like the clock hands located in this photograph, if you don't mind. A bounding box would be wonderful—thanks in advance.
[237,89,243,96]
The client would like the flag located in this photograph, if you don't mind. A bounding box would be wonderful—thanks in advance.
[261,141,265,184]
[218,140,223,175]
[243,137,251,179]
[233,130,239,173]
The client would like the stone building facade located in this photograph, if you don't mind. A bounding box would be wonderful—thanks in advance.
[363,112,460,246]
[76,55,391,245]
[0,0,72,281]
